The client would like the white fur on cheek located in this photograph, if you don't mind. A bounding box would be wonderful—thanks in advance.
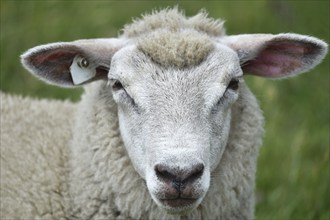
[118,109,147,178]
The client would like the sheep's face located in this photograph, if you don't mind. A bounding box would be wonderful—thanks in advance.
[109,44,242,214]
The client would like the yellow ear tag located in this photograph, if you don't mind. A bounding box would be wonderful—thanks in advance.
[70,55,96,85]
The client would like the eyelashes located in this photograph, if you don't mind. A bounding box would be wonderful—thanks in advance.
[211,78,240,113]
[109,79,139,111]
[111,80,124,91]
[227,78,239,91]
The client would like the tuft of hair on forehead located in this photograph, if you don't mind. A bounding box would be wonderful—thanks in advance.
[122,7,226,68]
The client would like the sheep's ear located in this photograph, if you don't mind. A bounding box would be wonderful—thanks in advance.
[221,33,328,78]
[21,38,128,87]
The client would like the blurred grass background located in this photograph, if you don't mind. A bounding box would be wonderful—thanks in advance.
[1,0,329,219]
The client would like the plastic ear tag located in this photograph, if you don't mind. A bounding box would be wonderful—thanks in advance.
[70,55,96,85]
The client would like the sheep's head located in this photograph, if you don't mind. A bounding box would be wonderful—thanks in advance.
[21,9,327,215]
[108,44,241,213]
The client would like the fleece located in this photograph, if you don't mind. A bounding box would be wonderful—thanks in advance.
[0,93,75,219]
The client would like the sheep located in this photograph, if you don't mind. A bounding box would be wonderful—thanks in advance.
[0,8,328,219]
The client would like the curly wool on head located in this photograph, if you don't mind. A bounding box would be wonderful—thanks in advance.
[123,8,226,68]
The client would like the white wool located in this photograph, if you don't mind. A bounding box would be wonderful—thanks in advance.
[0,92,75,219]
[123,8,225,38]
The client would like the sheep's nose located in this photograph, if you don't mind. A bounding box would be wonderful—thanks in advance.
[155,163,204,192]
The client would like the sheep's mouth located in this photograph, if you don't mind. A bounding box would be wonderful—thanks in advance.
[160,198,197,208]
[156,196,202,214]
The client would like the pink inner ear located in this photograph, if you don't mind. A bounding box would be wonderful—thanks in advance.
[242,41,314,78]
[26,47,80,85]
[30,48,78,71]
[26,47,109,86]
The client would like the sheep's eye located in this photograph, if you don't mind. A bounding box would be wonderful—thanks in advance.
[227,79,239,91]
[112,80,124,91]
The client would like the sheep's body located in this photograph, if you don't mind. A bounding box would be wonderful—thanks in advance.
[0,93,74,219]
[1,81,263,219]
[1,8,327,220]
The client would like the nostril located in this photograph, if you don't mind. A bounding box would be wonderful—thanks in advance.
[155,164,176,181]
[185,163,204,183]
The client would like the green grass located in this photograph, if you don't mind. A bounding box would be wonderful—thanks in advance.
[1,1,329,219]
